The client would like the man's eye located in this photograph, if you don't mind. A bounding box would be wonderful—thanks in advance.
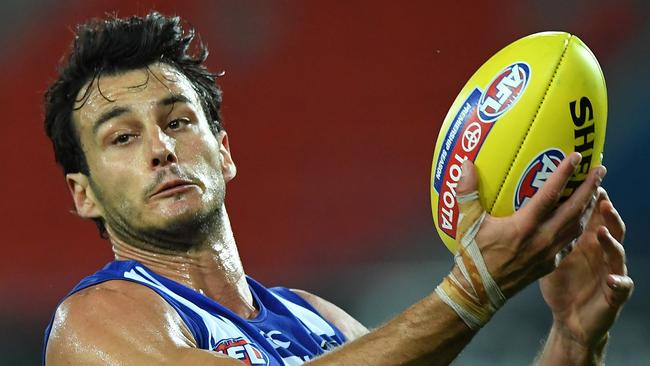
[167,118,190,131]
[112,134,134,145]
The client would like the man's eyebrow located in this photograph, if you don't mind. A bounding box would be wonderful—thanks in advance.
[93,106,130,135]
[91,94,191,134]
[159,94,191,106]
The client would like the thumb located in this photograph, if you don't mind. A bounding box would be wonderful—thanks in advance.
[457,160,478,196]
[456,160,485,242]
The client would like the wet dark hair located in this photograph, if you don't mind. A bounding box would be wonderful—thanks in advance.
[44,11,224,237]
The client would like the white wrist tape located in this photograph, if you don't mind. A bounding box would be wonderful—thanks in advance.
[435,191,506,330]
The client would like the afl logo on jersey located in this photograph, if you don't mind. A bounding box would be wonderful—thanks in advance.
[514,148,565,211]
[214,337,269,365]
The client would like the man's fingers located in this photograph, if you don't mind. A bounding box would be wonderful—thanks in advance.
[543,165,605,251]
[599,193,626,243]
[607,274,634,304]
[518,152,582,225]
[598,226,627,276]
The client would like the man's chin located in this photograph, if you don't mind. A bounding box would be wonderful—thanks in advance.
[135,220,208,252]
[152,192,204,216]
[144,206,221,243]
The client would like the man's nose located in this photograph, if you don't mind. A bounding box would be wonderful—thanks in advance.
[148,127,177,168]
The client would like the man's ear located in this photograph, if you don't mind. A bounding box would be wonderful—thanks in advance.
[218,130,237,182]
[66,173,102,219]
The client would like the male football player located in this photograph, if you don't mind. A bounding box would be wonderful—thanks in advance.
[43,12,632,365]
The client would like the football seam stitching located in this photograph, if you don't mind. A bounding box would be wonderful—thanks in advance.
[488,35,573,213]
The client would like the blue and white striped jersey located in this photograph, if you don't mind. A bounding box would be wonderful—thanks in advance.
[43,260,346,365]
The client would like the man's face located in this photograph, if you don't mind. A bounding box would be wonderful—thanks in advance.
[70,63,235,247]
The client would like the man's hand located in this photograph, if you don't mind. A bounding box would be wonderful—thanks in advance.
[454,152,605,299]
[537,187,633,362]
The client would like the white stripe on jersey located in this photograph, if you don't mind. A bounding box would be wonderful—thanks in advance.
[270,292,336,337]
[124,266,254,350]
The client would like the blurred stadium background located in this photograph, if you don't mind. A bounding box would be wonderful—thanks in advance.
[0,0,648,364]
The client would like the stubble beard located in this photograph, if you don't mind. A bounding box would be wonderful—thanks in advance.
[89,174,226,253]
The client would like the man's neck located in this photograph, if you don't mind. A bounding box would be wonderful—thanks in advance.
[109,208,258,319]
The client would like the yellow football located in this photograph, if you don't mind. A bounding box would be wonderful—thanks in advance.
[430,32,607,253]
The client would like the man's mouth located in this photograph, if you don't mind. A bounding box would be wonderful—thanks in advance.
[149,179,199,199]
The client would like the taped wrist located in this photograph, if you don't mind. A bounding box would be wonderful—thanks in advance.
[435,191,506,330]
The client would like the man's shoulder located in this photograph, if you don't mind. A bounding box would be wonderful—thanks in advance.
[290,289,369,341]
[49,279,192,337]
[45,280,195,365]
[57,280,169,319]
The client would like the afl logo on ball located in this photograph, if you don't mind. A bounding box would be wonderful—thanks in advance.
[478,62,530,122]
[514,148,565,211]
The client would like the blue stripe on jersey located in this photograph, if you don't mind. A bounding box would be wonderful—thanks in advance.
[42,260,347,366]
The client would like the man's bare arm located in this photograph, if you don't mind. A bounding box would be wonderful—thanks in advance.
[292,287,476,364]
[307,292,476,366]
